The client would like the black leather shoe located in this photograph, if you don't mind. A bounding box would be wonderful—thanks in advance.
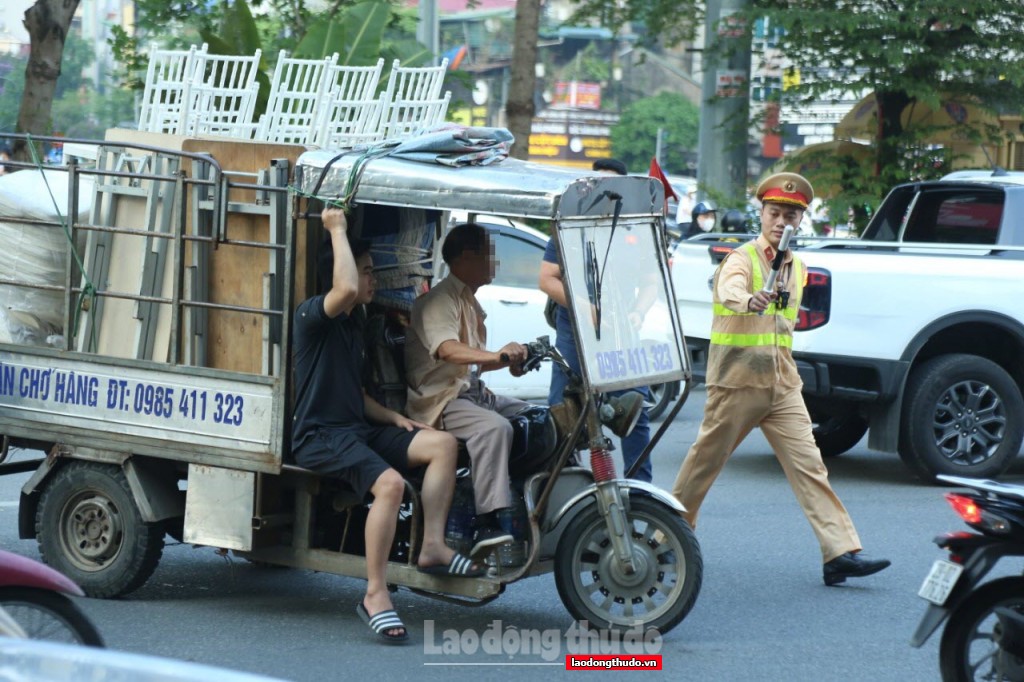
[823,552,891,586]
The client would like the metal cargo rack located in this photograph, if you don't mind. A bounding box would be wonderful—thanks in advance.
[0,133,298,475]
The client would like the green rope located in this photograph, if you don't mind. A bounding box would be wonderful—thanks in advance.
[26,135,98,350]
[287,141,401,210]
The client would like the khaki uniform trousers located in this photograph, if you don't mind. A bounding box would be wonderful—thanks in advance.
[441,380,529,515]
[671,384,861,563]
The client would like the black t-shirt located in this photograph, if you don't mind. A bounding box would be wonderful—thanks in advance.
[291,295,366,448]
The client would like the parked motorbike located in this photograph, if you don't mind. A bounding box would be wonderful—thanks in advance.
[0,549,104,646]
[911,475,1024,681]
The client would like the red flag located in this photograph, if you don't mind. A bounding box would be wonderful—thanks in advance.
[648,157,679,202]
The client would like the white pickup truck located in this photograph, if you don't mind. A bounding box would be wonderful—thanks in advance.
[671,171,1024,481]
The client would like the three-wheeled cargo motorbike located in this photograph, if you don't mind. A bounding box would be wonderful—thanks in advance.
[0,130,700,633]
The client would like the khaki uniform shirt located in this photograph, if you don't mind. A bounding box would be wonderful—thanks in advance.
[405,273,488,427]
[706,234,803,389]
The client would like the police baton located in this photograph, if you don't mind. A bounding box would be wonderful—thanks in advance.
[758,224,795,315]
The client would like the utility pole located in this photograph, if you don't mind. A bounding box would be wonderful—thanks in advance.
[417,0,439,64]
[696,0,753,204]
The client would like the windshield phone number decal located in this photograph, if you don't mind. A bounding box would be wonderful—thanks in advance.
[0,362,246,427]
[594,343,675,381]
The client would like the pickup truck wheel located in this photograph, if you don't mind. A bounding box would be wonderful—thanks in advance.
[646,381,679,421]
[812,414,867,458]
[35,461,164,598]
[901,354,1024,482]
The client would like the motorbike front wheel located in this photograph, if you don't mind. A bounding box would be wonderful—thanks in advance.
[554,493,702,635]
[939,576,1024,682]
[0,587,104,646]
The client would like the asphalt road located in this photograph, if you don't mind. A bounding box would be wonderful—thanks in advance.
[3,386,1023,681]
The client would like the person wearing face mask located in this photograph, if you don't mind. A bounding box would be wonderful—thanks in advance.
[681,201,718,239]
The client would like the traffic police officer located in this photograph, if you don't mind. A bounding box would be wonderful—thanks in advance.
[670,172,891,586]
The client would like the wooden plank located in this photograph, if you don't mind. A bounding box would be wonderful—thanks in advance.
[181,138,305,373]
[91,129,308,372]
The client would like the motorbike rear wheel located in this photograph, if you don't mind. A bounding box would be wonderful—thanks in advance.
[0,586,104,646]
[939,576,1024,682]
[554,493,702,635]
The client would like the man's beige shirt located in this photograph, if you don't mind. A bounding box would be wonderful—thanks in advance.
[405,273,487,427]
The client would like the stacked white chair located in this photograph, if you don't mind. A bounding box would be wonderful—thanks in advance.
[374,58,451,141]
[136,46,454,146]
[137,43,209,134]
[184,50,263,138]
[255,51,339,145]
[313,58,387,149]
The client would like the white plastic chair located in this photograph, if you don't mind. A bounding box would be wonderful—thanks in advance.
[379,91,452,140]
[255,51,339,144]
[375,58,451,141]
[183,50,263,138]
[313,58,386,149]
[137,43,208,134]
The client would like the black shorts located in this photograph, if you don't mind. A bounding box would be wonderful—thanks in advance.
[294,424,417,499]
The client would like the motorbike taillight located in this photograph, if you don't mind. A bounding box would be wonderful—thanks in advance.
[946,493,982,524]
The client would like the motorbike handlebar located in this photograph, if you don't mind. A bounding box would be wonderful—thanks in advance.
[499,337,554,374]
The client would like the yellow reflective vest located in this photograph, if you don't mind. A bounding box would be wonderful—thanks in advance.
[705,240,804,389]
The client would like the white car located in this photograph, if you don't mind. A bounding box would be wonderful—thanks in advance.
[444,212,679,418]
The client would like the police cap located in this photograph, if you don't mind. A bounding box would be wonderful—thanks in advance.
[755,172,814,210]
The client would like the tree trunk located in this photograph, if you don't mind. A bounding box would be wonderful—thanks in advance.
[506,0,540,160]
[13,0,81,161]
[875,90,911,185]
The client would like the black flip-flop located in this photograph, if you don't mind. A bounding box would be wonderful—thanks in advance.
[417,552,486,577]
[356,602,409,644]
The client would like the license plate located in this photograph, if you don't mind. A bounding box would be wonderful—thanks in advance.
[918,559,964,606]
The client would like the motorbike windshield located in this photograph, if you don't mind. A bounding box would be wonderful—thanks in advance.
[556,217,687,393]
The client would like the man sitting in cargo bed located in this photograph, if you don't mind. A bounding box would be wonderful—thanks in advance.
[291,206,484,645]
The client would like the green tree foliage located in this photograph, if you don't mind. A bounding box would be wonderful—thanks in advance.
[755,1,1024,201]
[112,0,431,124]
[293,2,391,63]
[571,0,1024,223]
[1,30,128,136]
[568,0,702,49]
[560,43,609,83]
[51,31,136,139]
[610,92,699,175]
[0,56,26,133]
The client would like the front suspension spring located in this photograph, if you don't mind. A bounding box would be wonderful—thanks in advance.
[590,446,617,483]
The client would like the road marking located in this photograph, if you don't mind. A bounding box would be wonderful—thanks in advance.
[0,501,19,508]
